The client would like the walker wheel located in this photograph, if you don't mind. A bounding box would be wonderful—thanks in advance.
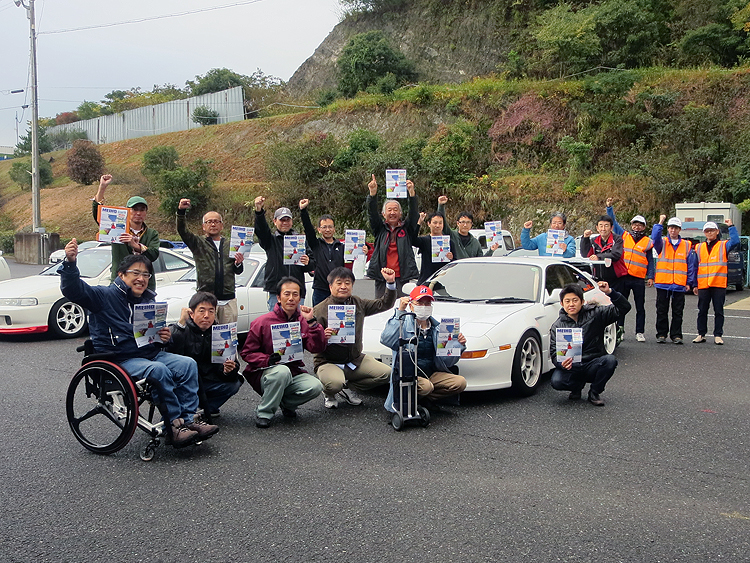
[417,406,431,427]
[391,412,404,431]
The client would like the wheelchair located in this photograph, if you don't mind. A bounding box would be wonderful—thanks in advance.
[65,340,168,461]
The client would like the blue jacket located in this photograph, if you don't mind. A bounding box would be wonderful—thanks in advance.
[650,224,698,292]
[606,206,656,279]
[520,228,576,258]
[59,260,161,361]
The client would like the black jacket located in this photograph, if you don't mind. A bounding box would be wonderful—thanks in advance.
[549,290,631,366]
[412,234,455,285]
[301,207,345,291]
[167,317,241,383]
[366,193,419,282]
[255,209,315,297]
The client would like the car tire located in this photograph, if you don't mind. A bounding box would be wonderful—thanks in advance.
[511,330,542,396]
[604,322,617,354]
[48,299,88,338]
[735,283,744,291]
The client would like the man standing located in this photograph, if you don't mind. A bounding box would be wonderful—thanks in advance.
[92,174,160,291]
[240,277,327,428]
[176,199,244,323]
[254,196,314,310]
[380,286,467,408]
[549,282,631,407]
[60,239,218,447]
[412,211,454,285]
[651,216,697,344]
[693,220,740,345]
[366,174,419,297]
[520,213,576,257]
[605,198,654,343]
[167,292,243,419]
[436,196,499,259]
[299,199,345,306]
[313,266,396,409]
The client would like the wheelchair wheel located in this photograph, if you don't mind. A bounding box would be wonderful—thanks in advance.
[66,361,139,455]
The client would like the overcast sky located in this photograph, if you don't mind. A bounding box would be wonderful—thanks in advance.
[0,0,342,147]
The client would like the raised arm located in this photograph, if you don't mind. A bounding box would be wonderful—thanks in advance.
[606,198,625,236]
[299,201,319,251]
[253,196,273,250]
[176,198,201,250]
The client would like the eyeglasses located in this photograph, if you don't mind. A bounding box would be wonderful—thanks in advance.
[457,220,472,225]
[125,270,152,279]
[203,219,223,225]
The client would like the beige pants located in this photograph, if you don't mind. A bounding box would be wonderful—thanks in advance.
[316,354,391,395]
[216,299,238,324]
[417,371,467,400]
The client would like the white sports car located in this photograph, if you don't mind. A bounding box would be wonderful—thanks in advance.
[361,256,617,394]
[0,247,194,338]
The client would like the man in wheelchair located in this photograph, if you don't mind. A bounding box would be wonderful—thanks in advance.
[60,239,219,448]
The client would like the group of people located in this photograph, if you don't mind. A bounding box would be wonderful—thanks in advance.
[64,174,740,448]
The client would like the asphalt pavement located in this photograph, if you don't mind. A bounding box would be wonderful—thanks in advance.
[1,263,749,562]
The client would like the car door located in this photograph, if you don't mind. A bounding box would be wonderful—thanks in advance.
[155,251,194,285]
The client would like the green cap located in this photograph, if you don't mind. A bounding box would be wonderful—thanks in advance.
[126,196,148,208]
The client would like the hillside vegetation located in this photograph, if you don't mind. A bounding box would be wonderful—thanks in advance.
[2,66,750,250]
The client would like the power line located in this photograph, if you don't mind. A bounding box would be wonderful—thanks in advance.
[37,0,266,35]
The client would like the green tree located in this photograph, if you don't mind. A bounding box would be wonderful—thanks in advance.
[186,68,248,96]
[14,125,52,157]
[76,100,106,120]
[192,105,220,126]
[337,31,415,98]
[8,158,53,190]
[153,159,215,215]
[142,146,180,178]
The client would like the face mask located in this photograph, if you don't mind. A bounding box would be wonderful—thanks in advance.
[413,304,433,320]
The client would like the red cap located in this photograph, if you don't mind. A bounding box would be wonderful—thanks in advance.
[409,285,434,302]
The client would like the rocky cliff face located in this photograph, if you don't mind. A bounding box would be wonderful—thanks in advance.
[287,4,515,98]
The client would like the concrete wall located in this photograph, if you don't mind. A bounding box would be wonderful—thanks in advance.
[14,232,60,265]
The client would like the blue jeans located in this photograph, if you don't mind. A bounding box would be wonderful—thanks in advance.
[550,355,618,395]
[120,351,200,423]
[202,378,243,414]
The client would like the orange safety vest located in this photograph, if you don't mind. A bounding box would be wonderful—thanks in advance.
[654,238,691,287]
[622,232,653,279]
[696,240,729,289]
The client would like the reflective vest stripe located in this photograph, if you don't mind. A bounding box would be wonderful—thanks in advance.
[654,239,691,286]
[622,233,652,278]
[697,241,728,289]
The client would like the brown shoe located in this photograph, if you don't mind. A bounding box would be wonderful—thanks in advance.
[714,336,724,345]
[588,391,605,407]
[186,419,220,440]
[171,418,198,448]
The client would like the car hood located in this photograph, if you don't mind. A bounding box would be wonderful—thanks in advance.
[154,281,198,303]
[0,275,67,299]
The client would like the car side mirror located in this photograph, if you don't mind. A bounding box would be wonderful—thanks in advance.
[545,288,562,305]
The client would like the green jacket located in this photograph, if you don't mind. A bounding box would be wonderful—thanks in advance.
[437,202,484,260]
[176,210,243,300]
[92,200,160,291]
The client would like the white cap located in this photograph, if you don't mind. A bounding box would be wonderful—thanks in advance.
[667,217,682,228]
[630,215,646,225]
[703,221,718,231]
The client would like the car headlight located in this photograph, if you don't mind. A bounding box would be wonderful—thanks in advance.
[0,298,38,306]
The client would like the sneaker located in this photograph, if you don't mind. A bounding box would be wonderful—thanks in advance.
[337,388,363,406]
[672,337,683,345]
[281,407,297,418]
[693,335,706,343]
[656,336,667,344]
[323,393,338,409]
[255,416,271,429]
[186,418,220,440]
[636,333,646,342]
[568,390,582,401]
[588,390,605,407]
[171,418,198,448]
[714,336,724,345]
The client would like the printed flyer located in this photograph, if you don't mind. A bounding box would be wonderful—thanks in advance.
[546,229,566,256]
[344,230,366,262]
[436,318,462,357]
[97,205,130,243]
[556,328,583,363]
[270,322,303,363]
[230,226,254,254]
[133,302,168,347]
[431,235,451,263]
[283,235,306,265]
[484,221,503,248]
[385,169,408,198]
[211,322,238,364]
[327,305,356,344]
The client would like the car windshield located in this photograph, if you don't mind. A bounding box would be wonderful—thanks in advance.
[40,248,111,279]
[427,261,541,302]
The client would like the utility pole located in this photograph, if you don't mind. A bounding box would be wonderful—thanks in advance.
[16,0,42,233]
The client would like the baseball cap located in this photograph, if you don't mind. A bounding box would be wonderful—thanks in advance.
[630,215,646,225]
[126,196,148,208]
[667,217,682,228]
[274,207,293,220]
[703,221,718,231]
[409,285,434,302]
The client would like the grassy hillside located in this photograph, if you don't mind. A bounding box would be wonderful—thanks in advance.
[2,66,750,249]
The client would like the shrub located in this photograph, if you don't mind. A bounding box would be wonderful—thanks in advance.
[66,140,105,185]
[142,146,179,178]
[316,90,338,107]
[153,158,215,215]
[192,105,220,126]
[8,158,53,190]
[0,231,14,254]
[421,120,491,190]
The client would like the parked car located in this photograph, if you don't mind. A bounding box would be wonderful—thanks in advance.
[360,256,617,394]
[0,251,10,282]
[0,247,194,338]
[679,221,744,291]
[49,241,110,264]
[156,254,314,333]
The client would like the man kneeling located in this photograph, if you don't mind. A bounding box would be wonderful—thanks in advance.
[60,239,218,447]
[549,282,630,407]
